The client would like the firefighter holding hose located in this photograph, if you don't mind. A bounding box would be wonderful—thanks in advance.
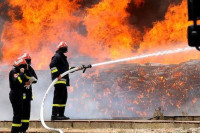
[50,41,83,120]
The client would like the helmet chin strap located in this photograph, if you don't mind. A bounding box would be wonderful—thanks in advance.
[25,59,31,65]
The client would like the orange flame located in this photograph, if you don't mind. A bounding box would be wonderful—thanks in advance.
[1,0,81,69]
[192,98,197,103]
[138,0,200,64]
[83,0,142,58]
[0,0,199,70]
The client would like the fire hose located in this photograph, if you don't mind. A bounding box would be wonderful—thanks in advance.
[40,47,194,133]
[40,65,92,133]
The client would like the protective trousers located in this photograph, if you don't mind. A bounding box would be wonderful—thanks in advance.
[21,98,31,132]
[9,91,23,133]
[52,84,68,117]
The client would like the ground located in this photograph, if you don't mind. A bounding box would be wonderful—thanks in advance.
[1,128,200,133]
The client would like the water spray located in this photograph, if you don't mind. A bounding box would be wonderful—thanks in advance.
[92,47,193,67]
[40,47,194,133]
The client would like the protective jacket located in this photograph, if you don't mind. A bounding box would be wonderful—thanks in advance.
[22,65,38,100]
[49,51,70,86]
[9,67,26,91]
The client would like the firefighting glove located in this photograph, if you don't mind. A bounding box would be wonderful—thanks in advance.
[24,84,30,89]
[24,81,31,89]
[24,77,37,89]
[29,76,37,84]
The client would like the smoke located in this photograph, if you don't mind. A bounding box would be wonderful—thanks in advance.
[0,0,9,60]
[126,0,183,32]
[0,69,12,120]
[75,0,101,8]
[0,0,23,21]
[1,59,200,120]
[0,18,4,60]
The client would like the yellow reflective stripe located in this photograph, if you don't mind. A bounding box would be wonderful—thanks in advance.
[52,104,66,107]
[51,69,58,73]
[18,77,22,84]
[24,74,30,79]
[12,123,22,127]
[32,95,34,100]
[55,81,66,84]
[21,120,29,123]
[23,93,26,99]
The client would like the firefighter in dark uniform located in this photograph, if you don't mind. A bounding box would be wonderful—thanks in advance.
[19,53,38,132]
[9,58,30,133]
[50,41,82,120]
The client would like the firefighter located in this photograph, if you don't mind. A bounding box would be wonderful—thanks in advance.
[18,53,38,132]
[49,41,82,120]
[9,58,30,133]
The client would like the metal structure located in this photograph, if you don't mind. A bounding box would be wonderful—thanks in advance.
[187,0,200,50]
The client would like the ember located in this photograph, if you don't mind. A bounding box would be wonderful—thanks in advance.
[64,60,200,118]
[0,60,200,121]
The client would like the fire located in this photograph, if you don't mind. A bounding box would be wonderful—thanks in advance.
[138,0,200,64]
[1,0,81,69]
[136,111,147,117]
[192,98,197,103]
[1,0,199,70]
[83,0,141,58]
[140,1,189,51]
[0,0,199,119]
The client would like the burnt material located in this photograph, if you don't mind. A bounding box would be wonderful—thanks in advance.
[70,59,200,118]
[1,60,200,120]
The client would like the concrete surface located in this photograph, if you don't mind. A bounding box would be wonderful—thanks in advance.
[1,119,200,133]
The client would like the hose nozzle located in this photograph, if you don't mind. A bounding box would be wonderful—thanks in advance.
[82,64,92,73]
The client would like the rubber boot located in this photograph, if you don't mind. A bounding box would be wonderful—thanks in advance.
[51,107,64,120]
[59,107,70,120]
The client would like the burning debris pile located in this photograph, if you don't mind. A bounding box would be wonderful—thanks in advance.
[68,59,200,118]
[0,59,200,120]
